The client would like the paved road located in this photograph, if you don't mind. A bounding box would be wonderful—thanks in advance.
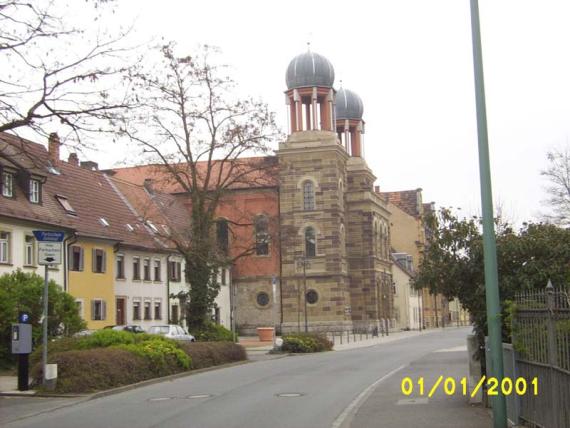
[5,328,481,428]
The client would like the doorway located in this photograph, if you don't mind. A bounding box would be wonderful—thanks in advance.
[116,297,126,325]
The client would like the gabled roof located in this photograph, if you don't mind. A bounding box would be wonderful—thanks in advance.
[0,132,168,251]
[107,156,278,194]
[380,189,423,218]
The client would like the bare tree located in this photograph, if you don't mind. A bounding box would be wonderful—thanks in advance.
[541,146,570,226]
[120,43,282,328]
[0,0,136,152]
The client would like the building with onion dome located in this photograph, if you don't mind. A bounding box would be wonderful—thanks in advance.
[277,49,393,333]
[108,48,441,334]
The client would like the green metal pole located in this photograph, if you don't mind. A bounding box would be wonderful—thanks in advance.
[469,1,507,427]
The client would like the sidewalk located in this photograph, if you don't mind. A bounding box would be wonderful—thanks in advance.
[347,346,491,428]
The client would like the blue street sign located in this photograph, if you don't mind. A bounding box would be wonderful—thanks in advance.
[32,231,65,242]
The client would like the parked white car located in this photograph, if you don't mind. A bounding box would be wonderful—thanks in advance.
[148,325,196,342]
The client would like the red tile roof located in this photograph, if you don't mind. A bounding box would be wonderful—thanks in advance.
[107,156,278,193]
[380,189,423,218]
[0,132,168,251]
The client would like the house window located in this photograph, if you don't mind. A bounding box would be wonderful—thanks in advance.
[133,301,141,320]
[0,231,10,263]
[29,179,40,203]
[133,257,140,280]
[143,258,150,281]
[154,301,162,320]
[169,261,181,282]
[221,268,226,285]
[153,260,161,281]
[305,226,316,257]
[92,249,106,273]
[55,195,76,215]
[24,235,34,266]
[69,245,83,271]
[144,301,152,320]
[306,289,319,304]
[255,215,269,256]
[256,292,269,306]
[216,219,229,255]
[171,305,179,324]
[75,300,84,319]
[2,172,13,197]
[116,254,125,279]
[303,180,315,210]
[91,299,106,321]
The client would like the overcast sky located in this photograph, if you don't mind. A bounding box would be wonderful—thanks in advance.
[91,0,570,224]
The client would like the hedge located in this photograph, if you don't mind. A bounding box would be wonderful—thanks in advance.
[281,332,333,353]
[30,332,247,393]
[192,322,234,342]
[178,342,247,369]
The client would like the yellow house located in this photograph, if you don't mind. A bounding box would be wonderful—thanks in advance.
[67,238,116,329]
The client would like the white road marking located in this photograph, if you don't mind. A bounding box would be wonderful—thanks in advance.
[331,364,407,428]
[433,345,467,353]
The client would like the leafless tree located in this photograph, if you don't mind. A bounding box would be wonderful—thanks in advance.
[541,146,570,226]
[120,43,282,328]
[0,0,136,154]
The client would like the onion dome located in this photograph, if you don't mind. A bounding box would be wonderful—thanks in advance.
[285,51,335,90]
[335,88,364,120]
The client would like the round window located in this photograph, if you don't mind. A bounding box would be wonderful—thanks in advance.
[256,292,270,306]
[306,290,318,304]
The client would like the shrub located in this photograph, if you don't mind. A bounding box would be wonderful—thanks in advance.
[282,332,333,353]
[0,271,85,367]
[116,339,190,375]
[192,322,234,342]
[31,348,154,393]
[77,329,136,349]
[179,342,246,369]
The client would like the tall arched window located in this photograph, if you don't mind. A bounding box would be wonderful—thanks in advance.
[305,226,316,257]
[255,215,269,256]
[216,219,229,255]
[303,180,315,211]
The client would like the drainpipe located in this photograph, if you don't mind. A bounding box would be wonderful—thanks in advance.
[166,254,171,323]
[277,185,283,326]
[64,233,77,293]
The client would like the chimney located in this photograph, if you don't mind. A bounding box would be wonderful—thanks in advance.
[48,133,61,163]
[143,178,154,194]
[68,153,79,166]
[80,160,98,171]
[374,185,380,193]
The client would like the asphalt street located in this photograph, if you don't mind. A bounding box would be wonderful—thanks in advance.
[4,327,485,428]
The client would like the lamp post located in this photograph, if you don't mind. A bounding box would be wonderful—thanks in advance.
[296,257,310,332]
[470,1,507,426]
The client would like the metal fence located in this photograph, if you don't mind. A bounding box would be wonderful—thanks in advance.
[513,282,570,428]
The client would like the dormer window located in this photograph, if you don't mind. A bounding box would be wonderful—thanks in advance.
[2,172,13,197]
[56,195,76,215]
[29,179,41,203]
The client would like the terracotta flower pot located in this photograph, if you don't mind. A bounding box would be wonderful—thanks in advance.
[256,327,274,342]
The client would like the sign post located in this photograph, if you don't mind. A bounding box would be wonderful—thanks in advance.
[33,231,64,388]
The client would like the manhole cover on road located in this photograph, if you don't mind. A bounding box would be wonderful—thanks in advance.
[396,398,429,405]
[185,394,213,399]
[276,393,304,398]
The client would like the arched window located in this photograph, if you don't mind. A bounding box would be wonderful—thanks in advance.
[305,226,316,257]
[216,219,229,255]
[303,180,315,211]
[255,215,269,256]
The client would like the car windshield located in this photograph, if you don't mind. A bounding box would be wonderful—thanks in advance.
[149,326,169,334]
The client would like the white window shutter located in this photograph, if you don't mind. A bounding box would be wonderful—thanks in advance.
[91,300,96,320]
[102,300,107,320]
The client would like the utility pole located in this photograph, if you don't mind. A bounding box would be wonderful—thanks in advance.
[469,1,507,426]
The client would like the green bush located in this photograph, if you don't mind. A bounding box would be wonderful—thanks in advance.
[179,342,247,369]
[116,339,190,374]
[192,322,234,342]
[0,271,85,367]
[282,332,333,353]
[31,348,154,393]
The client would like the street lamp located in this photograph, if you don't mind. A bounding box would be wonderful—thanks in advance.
[296,257,310,332]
